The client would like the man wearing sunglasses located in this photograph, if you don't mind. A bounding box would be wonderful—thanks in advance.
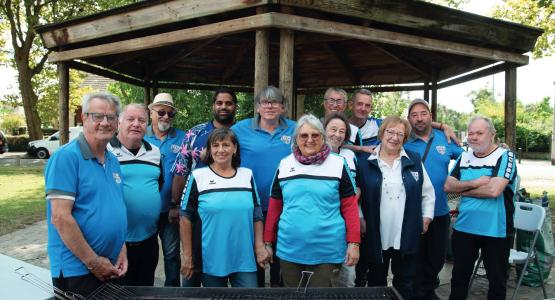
[144,93,186,287]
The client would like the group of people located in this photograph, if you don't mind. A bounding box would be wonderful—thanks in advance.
[45,86,517,300]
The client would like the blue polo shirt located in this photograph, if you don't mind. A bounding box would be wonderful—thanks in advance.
[404,129,463,216]
[231,116,295,211]
[45,133,126,278]
[145,126,186,212]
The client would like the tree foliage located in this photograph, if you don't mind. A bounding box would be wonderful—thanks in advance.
[425,0,469,9]
[492,0,555,58]
[372,92,410,118]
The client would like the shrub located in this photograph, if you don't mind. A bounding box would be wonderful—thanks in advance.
[5,135,31,152]
[1,114,24,135]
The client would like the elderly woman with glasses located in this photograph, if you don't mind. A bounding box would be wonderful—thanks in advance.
[357,116,435,300]
[263,114,360,287]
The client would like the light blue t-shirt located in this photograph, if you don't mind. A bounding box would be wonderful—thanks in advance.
[405,129,463,216]
[271,154,355,265]
[45,133,126,278]
[450,147,517,237]
[108,138,162,242]
[181,167,262,276]
[231,116,295,211]
[145,126,185,212]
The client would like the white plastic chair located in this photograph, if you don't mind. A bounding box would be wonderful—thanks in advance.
[468,202,548,300]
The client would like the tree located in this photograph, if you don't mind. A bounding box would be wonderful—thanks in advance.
[372,92,410,118]
[425,0,469,9]
[492,0,555,58]
[0,0,137,140]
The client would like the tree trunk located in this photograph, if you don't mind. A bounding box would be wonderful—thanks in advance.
[17,63,43,140]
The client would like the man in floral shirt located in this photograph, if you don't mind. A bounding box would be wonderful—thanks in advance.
[171,88,237,286]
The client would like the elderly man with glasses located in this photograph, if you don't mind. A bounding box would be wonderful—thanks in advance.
[45,92,127,297]
[144,93,186,287]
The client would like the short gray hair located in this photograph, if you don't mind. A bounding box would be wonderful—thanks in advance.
[351,88,372,101]
[82,92,121,116]
[324,87,347,102]
[468,116,496,135]
[292,114,329,151]
[255,85,286,107]
[119,103,148,122]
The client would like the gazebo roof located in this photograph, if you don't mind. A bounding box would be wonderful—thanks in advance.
[36,0,543,92]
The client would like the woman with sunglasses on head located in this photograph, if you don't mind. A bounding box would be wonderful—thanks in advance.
[357,116,435,300]
[263,114,360,287]
[179,128,270,287]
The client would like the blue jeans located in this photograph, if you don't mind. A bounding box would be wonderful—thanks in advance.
[158,212,181,287]
[202,272,258,287]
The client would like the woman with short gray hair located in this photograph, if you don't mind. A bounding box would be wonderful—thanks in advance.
[264,114,360,287]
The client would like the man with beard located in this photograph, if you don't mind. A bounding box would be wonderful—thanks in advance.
[171,88,237,286]
[445,116,517,300]
[404,99,463,300]
[144,93,186,287]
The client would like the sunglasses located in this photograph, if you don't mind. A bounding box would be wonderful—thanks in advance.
[152,109,176,118]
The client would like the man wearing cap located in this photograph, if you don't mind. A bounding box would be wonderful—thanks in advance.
[144,93,186,287]
[46,92,127,296]
[171,88,237,286]
[404,99,463,300]
[108,103,163,286]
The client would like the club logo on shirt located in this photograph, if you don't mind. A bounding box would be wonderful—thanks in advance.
[289,167,295,173]
[281,135,292,144]
[209,179,216,185]
[113,172,122,184]
[436,145,446,155]
[171,144,181,154]
[410,171,419,182]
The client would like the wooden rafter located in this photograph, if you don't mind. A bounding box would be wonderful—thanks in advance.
[68,60,143,86]
[437,63,510,89]
[324,42,359,85]
[368,42,432,80]
[221,42,253,83]
[151,38,219,77]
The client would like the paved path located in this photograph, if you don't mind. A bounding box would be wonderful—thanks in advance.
[1,158,555,298]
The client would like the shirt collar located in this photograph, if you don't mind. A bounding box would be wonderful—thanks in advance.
[251,114,288,130]
[109,136,152,151]
[77,133,97,160]
[368,144,409,161]
[408,128,435,143]
[146,125,177,138]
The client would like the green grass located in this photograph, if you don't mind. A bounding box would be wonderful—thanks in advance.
[519,187,555,208]
[0,165,45,235]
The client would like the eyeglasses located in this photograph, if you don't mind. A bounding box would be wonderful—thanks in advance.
[152,109,176,118]
[385,129,405,139]
[85,112,118,123]
[325,98,346,106]
[298,133,322,141]
[260,100,282,108]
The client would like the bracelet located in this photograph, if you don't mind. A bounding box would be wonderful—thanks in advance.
[87,256,100,271]
[348,242,360,247]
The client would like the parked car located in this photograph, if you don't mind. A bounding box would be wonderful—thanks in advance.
[27,127,83,159]
[0,130,8,154]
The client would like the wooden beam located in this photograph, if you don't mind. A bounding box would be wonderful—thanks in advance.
[298,84,425,94]
[39,0,269,48]
[144,82,151,107]
[57,62,70,145]
[431,73,438,121]
[154,82,253,93]
[270,13,529,65]
[505,67,517,150]
[280,20,295,118]
[368,42,432,80]
[49,13,273,63]
[221,42,253,83]
[68,61,144,86]
[109,49,156,68]
[254,7,269,101]
[152,38,219,76]
[325,42,359,85]
[437,63,510,89]
[423,81,430,101]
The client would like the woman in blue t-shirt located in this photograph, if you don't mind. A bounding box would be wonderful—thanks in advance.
[179,128,270,287]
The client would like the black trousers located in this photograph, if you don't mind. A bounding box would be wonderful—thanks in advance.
[257,211,282,287]
[413,213,450,297]
[53,272,123,298]
[367,248,418,300]
[355,235,370,287]
[449,230,511,300]
[124,233,159,286]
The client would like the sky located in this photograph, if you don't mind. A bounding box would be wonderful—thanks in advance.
[0,0,553,113]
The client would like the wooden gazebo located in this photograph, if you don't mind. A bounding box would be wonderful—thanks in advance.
[36,0,543,149]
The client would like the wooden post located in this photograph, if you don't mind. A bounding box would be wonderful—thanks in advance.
[431,75,438,121]
[551,81,555,165]
[279,7,295,119]
[504,67,517,150]
[423,81,430,102]
[144,81,152,106]
[254,6,269,107]
[152,81,159,98]
[296,94,305,119]
[57,62,70,145]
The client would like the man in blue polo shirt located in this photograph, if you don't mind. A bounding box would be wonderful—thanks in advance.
[46,92,127,297]
[171,88,237,286]
[108,103,163,286]
[144,93,185,287]
[231,85,295,287]
[404,99,463,300]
